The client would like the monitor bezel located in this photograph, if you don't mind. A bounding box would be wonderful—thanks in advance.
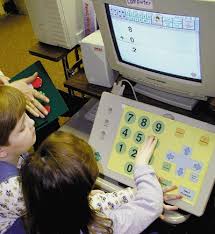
[105,4,201,83]
[93,0,215,100]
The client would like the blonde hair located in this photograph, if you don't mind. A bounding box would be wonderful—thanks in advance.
[21,131,113,234]
[0,85,26,146]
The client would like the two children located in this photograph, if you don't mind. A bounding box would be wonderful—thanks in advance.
[0,85,167,234]
[20,131,163,234]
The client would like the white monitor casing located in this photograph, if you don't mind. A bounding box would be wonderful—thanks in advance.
[92,0,215,100]
[25,0,84,49]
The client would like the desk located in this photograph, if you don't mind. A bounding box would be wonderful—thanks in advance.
[64,69,112,98]
[29,42,81,81]
[64,69,215,125]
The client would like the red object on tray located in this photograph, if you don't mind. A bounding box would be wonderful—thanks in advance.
[44,105,51,113]
[32,76,42,88]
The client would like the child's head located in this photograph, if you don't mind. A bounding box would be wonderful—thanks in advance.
[21,131,112,234]
[0,86,35,164]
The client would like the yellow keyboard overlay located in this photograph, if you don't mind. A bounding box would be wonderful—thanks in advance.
[108,105,215,206]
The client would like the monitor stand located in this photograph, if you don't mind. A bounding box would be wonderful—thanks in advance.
[134,84,199,111]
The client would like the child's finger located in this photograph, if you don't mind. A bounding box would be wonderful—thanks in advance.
[145,135,155,148]
[26,101,40,118]
[146,137,157,162]
[136,139,148,155]
[26,99,45,118]
[149,136,157,151]
[163,185,177,193]
[33,89,49,103]
[31,98,48,116]
[138,136,156,154]
[159,205,179,220]
[0,76,10,84]
[135,136,157,165]
[22,72,38,84]
[164,194,182,201]
[163,203,179,211]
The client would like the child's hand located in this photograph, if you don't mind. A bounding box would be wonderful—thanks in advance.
[135,135,157,166]
[160,185,183,221]
[8,72,49,118]
[90,190,105,196]
[0,75,10,85]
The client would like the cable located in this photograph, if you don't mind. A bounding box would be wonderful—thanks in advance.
[111,82,125,96]
[119,79,138,101]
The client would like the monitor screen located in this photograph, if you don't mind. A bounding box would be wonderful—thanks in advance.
[106,4,201,82]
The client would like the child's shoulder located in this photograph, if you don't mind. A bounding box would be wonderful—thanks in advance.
[0,162,25,234]
[0,161,19,183]
[0,164,23,211]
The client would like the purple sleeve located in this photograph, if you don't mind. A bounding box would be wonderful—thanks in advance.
[104,165,163,234]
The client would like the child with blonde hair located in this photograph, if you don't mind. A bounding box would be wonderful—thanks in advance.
[21,131,163,234]
[0,86,36,233]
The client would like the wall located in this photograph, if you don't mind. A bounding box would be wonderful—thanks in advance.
[14,0,28,15]
[0,0,5,15]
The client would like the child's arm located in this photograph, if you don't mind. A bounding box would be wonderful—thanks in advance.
[89,187,135,212]
[0,70,10,85]
[104,136,163,234]
[0,176,26,232]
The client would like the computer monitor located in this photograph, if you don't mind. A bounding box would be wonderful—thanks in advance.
[92,0,215,109]
[26,0,97,49]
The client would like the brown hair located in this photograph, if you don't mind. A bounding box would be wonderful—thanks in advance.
[21,131,113,234]
[0,85,26,146]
